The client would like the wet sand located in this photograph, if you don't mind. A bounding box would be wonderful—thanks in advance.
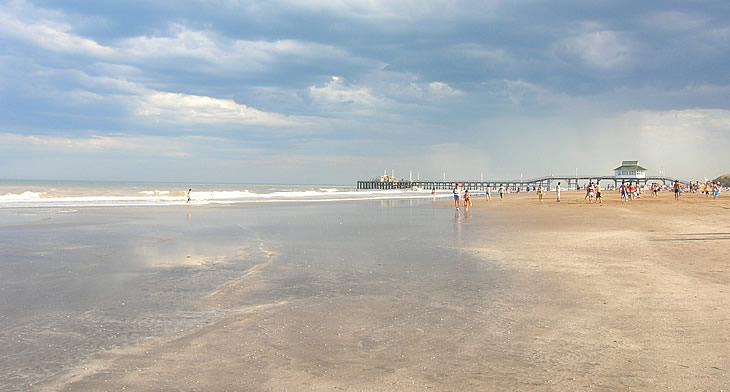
[16,193,730,390]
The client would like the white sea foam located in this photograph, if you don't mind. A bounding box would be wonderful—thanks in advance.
[0,191,45,201]
[0,183,448,208]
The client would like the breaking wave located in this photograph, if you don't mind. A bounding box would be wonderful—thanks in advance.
[0,185,446,208]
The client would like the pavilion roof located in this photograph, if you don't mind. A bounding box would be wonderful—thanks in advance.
[614,160,647,171]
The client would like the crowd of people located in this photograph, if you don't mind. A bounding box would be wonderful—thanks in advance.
[444,179,724,209]
[688,181,724,199]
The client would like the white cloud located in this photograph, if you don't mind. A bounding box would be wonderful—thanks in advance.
[342,69,463,103]
[309,76,381,107]
[117,25,363,72]
[133,91,304,126]
[0,3,370,73]
[0,132,190,157]
[0,4,114,57]
[553,30,633,69]
[426,82,462,97]
[0,52,310,127]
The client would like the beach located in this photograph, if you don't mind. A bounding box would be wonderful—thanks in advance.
[1,188,728,391]
[460,190,730,390]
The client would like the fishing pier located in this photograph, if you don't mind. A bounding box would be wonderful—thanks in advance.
[357,161,686,191]
[357,174,686,191]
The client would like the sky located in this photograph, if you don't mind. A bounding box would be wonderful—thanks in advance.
[0,0,728,184]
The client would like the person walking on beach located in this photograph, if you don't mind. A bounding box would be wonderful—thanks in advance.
[485,185,492,201]
[586,182,595,203]
[464,189,471,208]
[432,187,436,201]
[595,183,602,204]
[499,185,505,200]
[673,180,681,200]
[538,185,544,202]
[453,183,461,210]
[186,188,192,203]
[555,182,561,202]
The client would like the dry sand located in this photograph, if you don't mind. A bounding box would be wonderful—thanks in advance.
[52,191,729,391]
[460,190,730,390]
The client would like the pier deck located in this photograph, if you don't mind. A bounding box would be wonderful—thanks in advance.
[356,175,686,190]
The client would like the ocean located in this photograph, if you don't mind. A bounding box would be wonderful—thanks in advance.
[0,180,445,208]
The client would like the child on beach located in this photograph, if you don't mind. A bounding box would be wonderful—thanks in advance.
[464,190,471,208]
[538,185,544,201]
[485,185,492,201]
[499,185,505,200]
[186,188,192,203]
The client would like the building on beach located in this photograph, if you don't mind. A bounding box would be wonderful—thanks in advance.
[614,160,647,183]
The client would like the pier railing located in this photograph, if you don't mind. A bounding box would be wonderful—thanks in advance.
[356,175,686,190]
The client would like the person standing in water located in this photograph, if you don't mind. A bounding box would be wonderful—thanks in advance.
[453,183,461,210]
[186,188,192,203]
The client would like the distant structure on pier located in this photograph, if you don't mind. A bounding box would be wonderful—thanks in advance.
[614,160,647,181]
[379,174,396,182]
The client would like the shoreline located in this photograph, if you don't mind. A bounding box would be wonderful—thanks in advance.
[8,193,729,391]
